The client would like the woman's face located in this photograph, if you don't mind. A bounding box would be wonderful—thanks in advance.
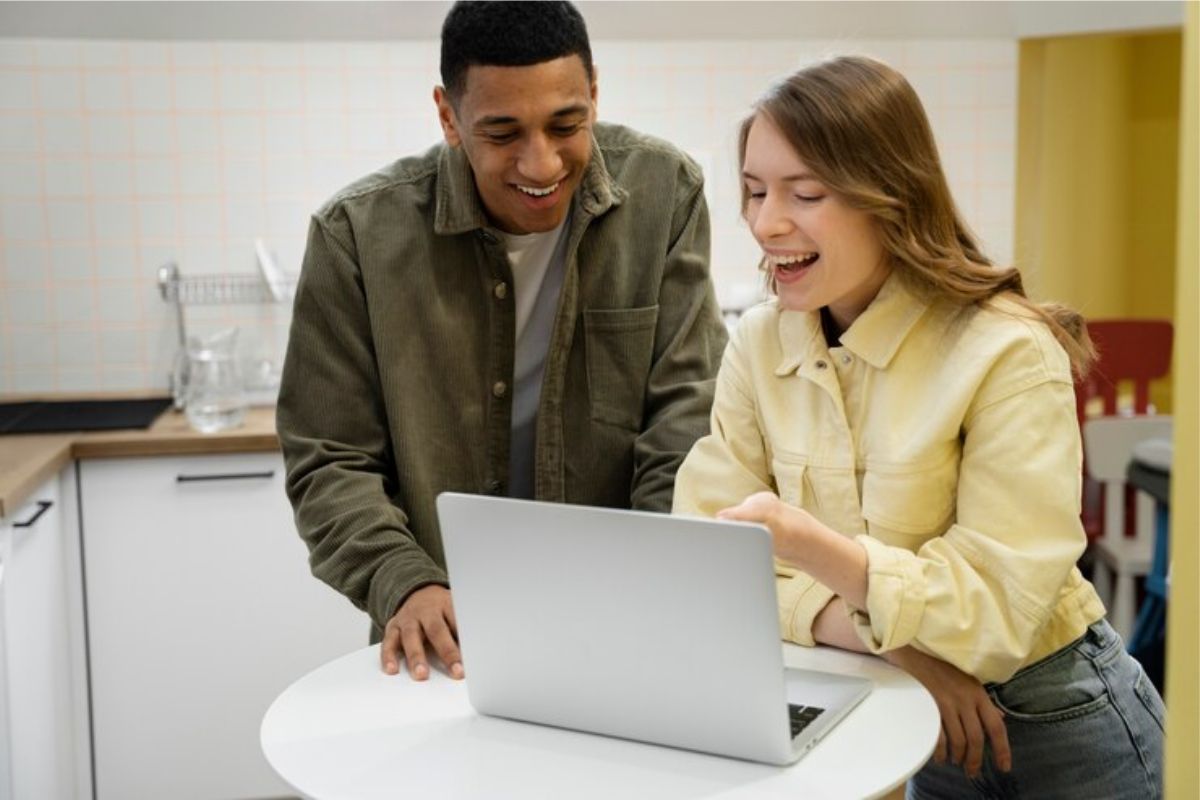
[742,113,892,331]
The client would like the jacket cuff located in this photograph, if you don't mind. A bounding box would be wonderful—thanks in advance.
[776,561,837,646]
[368,555,449,630]
[850,536,927,653]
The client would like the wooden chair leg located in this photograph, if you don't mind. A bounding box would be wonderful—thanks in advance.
[1110,573,1136,641]
[1092,558,1113,609]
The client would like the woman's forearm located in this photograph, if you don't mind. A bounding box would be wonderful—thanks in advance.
[811,597,872,653]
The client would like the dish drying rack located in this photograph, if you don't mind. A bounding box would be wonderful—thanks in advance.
[158,261,296,407]
[157,261,295,348]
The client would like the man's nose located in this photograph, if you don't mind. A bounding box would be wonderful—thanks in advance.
[517,134,563,184]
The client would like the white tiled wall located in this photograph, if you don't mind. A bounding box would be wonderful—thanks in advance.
[0,38,1016,393]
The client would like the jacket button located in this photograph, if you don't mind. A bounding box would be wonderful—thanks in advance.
[480,230,498,244]
[492,381,508,398]
[815,360,828,370]
[494,281,508,300]
[841,354,852,365]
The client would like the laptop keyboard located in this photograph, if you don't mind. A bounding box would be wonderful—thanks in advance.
[788,703,826,738]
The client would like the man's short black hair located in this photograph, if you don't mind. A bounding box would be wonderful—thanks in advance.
[440,1,594,101]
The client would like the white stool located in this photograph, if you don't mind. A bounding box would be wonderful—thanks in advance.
[1082,415,1173,640]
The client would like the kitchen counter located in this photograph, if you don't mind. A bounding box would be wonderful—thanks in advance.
[0,406,279,518]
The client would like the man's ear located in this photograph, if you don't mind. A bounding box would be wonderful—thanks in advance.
[589,66,599,118]
[433,85,462,148]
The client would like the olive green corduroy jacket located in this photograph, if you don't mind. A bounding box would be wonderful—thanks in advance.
[277,123,728,636]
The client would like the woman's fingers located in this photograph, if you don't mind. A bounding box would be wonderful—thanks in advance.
[981,698,1012,772]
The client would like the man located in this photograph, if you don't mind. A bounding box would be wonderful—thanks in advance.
[277,1,726,681]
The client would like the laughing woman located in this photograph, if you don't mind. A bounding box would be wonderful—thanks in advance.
[673,56,1165,798]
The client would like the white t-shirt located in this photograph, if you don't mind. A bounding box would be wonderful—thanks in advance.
[500,215,570,499]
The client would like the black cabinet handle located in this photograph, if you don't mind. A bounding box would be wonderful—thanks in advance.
[176,470,276,483]
[14,500,53,528]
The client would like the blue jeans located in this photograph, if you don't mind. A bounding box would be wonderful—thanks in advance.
[908,620,1165,799]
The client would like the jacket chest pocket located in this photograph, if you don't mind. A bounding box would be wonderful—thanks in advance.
[771,457,808,508]
[861,452,958,549]
[583,305,659,430]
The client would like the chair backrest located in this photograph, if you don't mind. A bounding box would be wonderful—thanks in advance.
[1076,320,1173,420]
[1083,416,1174,482]
[1083,416,1173,546]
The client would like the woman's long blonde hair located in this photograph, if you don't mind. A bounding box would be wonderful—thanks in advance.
[739,55,1094,376]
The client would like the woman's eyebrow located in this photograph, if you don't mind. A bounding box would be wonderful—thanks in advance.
[742,170,818,182]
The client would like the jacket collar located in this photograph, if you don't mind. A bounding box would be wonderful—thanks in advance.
[774,270,929,375]
[433,135,626,236]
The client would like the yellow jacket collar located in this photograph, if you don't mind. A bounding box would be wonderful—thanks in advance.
[773,271,930,375]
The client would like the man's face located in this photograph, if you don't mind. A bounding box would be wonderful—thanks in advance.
[435,55,597,235]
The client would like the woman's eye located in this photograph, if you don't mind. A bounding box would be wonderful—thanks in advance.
[747,191,766,200]
[796,194,825,203]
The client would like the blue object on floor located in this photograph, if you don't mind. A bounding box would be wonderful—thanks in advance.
[1125,441,1171,693]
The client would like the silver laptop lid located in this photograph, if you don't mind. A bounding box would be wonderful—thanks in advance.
[436,493,796,764]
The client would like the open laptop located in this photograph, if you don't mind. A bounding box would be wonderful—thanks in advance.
[435,493,872,766]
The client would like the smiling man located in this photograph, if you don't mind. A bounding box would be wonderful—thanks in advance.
[277,2,726,680]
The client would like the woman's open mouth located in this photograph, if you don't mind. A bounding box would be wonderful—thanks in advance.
[767,252,819,283]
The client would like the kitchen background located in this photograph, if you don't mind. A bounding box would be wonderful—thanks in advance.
[0,3,1194,800]
[0,18,1024,395]
[0,1,1184,403]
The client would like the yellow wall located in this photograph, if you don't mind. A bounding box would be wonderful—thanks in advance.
[1165,3,1197,797]
[1017,31,1181,412]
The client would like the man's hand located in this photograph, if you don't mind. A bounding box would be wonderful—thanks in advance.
[380,585,464,681]
[885,647,1011,778]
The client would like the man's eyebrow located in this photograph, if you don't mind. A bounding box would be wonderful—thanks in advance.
[474,104,591,129]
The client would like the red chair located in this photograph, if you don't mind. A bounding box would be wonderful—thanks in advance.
[1076,320,1174,541]
[1076,319,1174,421]
[1074,320,1173,640]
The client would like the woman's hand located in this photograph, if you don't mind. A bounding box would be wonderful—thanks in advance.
[717,491,817,565]
[718,492,869,609]
[885,647,1012,778]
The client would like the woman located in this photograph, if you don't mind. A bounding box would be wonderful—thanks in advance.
[673,56,1164,798]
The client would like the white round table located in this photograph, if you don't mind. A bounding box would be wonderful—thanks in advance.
[262,643,938,800]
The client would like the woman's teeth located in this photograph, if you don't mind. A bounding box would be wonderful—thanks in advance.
[768,253,819,271]
[517,182,559,197]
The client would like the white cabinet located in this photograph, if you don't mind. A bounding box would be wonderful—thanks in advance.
[0,470,86,800]
[79,452,366,800]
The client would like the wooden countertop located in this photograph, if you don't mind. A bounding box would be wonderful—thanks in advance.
[0,406,279,519]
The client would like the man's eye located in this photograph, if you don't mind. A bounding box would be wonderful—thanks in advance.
[482,131,517,144]
[551,123,582,137]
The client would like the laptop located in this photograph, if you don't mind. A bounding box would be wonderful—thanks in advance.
[435,493,872,765]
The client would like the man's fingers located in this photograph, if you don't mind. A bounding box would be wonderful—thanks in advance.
[399,623,430,681]
[981,701,1012,772]
[426,618,464,680]
[380,622,403,674]
[933,728,947,764]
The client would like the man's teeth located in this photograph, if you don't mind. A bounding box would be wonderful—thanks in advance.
[517,183,559,197]
[767,253,818,267]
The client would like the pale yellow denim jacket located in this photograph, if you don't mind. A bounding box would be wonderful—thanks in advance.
[673,273,1106,684]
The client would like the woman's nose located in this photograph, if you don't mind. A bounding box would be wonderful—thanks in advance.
[751,193,793,240]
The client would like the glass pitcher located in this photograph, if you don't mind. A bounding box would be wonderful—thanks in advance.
[179,328,247,433]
